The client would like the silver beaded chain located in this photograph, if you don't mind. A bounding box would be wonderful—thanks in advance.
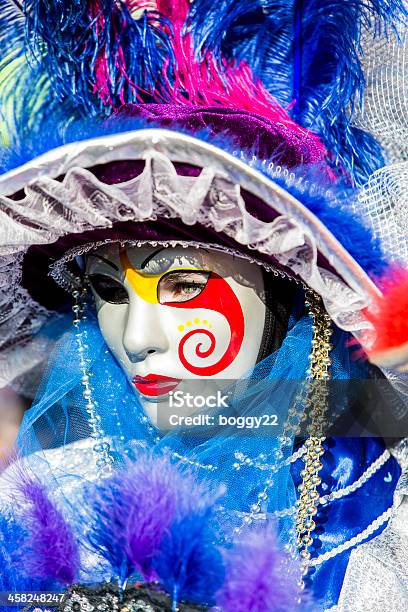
[72,282,115,476]
[319,449,390,506]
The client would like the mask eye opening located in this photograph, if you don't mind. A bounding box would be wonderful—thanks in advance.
[88,273,129,305]
[157,270,211,304]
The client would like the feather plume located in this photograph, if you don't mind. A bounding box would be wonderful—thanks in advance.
[154,511,225,610]
[151,457,225,609]
[0,2,29,145]
[85,454,209,586]
[0,1,25,61]
[0,54,66,148]
[217,526,306,612]
[19,478,80,586]
[24,0,174,115]
[365,267,408,370]
[16,0,330,166]
[188,0,407,185]
[154,0,328,166]
[1,0,406,185]
[0,511,36,594]
[0,3,76,148]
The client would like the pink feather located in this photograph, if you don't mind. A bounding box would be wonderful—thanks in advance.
[113,0,330,167]
[157,1,324,139]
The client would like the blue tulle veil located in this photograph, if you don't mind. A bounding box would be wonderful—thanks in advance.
[16,282,367,545]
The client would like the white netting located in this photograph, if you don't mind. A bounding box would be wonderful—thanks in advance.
[354,21,408,164]
[357,162,408,263]
[352,13,408,264]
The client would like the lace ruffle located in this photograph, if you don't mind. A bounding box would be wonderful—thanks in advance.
[0,132,379,386]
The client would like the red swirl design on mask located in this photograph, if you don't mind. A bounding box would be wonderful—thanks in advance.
[163,273,245,376]
[178,328,216,368]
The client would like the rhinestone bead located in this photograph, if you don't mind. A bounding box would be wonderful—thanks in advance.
[304,519,315,531]
[93,442,111,453]
[300,549,311,560]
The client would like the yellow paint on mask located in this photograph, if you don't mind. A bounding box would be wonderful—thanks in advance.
[120,249,161,304]
[120,249,201,304]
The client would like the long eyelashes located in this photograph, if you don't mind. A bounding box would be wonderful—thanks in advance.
[89,271,210,305]
[88,274,129,305]
[158,271,210,304]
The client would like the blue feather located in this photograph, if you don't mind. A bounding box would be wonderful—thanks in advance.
[0,511,41,598]
[25,0,174,116]
[188,0,407,185]
[0,52,77,156]
[0,2,79,149]
[153,502,225,608]
[0,112,147,173]
[84,455,185,586]
[0,1,25,61]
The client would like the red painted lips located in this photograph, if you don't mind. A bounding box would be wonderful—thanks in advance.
[132,373,182,397]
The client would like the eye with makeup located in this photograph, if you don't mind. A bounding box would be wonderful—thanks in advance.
[158,270,210,303]
[88,274,129,305]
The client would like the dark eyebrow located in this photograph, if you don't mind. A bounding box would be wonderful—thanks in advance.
[140,247,166,269]
[87,254,119,271]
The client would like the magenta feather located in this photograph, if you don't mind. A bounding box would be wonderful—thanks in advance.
[153,0,329,168]
[19,478,80,586]
[217,526,305,612]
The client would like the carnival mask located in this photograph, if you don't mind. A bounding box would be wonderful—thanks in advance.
[87,245,266,425]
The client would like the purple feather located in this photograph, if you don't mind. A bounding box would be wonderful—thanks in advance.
[151,465,225,608]
[217,526,306,612]
[87,453,206,585]
[19,478,80,586]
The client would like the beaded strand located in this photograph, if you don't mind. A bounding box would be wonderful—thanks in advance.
[234,292,328,536]
[319,449,390,506]
[296,292,333,578]
[73,284,115,476]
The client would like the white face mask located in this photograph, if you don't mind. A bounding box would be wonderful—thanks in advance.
[87,245,266,426]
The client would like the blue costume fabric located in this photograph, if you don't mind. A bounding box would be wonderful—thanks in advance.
[293,437,400,608]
